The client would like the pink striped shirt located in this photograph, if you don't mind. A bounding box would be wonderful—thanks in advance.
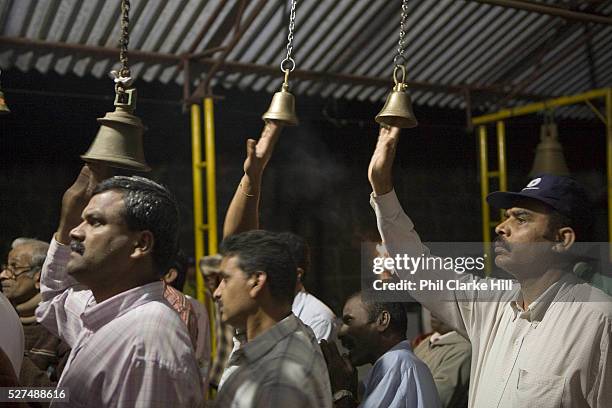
[36,239,203,407]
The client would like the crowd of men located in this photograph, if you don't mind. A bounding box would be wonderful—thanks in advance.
[1,123,611,407]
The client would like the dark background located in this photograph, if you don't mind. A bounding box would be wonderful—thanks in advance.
[1,68,608,313]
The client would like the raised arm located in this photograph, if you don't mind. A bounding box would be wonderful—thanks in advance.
[367,127,494,339]
[36,165,110,346]
[223,122,283,238]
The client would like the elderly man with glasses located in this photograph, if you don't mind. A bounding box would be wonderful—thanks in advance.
[1,238,70,388]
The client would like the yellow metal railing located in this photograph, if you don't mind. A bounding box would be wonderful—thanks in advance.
[190,97,219,396]
[473,87,612,258]
[478,122,507,273]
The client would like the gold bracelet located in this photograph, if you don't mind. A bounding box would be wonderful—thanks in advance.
[239,183,255,197]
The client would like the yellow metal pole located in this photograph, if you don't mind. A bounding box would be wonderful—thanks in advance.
[606,89,612,260]
[203,97,219,255]
[472,88,609,125]
[479,126,492,273]
[202,97,218,383]
[497,121,507,222]
[190,104,206,304]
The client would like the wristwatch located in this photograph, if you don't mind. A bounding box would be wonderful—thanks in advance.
[333,390,354,402]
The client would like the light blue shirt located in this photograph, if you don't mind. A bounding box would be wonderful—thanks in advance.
[361,340,441,408]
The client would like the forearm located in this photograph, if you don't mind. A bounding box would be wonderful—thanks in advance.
[223,174,262,238]
[370,190,472,337]
[35,238,85,346]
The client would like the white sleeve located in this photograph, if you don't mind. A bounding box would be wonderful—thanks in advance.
[35,238,90,347]
[370,190,504,339]
[0,292,24,375]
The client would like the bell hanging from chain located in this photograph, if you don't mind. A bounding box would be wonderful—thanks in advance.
[375,65,417,129]
[0,90,10,114]
[262,79,298,126]
[529,122,569,177]
[82,88,151,172]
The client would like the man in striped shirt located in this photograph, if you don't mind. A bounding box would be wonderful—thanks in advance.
[36,166,203,407]
[213,230,332,407]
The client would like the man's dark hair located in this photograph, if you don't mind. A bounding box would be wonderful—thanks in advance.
[350,292,407,339]
[277,232,311,275]
[94,176,179,275]
[546,208,592,243]
[220,230,297,305]
[168,251,189,291]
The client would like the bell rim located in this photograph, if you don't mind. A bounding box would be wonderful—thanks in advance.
[261,117,299,127]
[81,155,152,172]
[374,114,418,129]
[97,115,145,127]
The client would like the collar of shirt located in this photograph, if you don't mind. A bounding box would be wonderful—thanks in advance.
[230,313,299,365]
[429,331,463,346]
[80,281,165,332]
[366,339,412,370]
[510,272,579,323]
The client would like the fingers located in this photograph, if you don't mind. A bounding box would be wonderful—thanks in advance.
[68,165,93,196]
[378,125,401,140]
[88,163,113,183]
[386,126,401,139]
[263,121,283,137]
[246,139,257,157]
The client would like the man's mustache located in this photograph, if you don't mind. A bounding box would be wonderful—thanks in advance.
[70,240,85,255]
[494,236,511,251]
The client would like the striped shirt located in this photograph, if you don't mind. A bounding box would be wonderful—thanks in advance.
[215,314,332,407]
[371,190,612,408]
[36,239,203,407]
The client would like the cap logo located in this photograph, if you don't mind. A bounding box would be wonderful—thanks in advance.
[523,177,542,190]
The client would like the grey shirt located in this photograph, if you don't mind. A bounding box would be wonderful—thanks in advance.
[217,314,332,408]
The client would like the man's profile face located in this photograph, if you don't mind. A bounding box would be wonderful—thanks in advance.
[494,199,557,276]
[0,245,39,304]
[338,295,378,367]
[213,255,256,328]
[67,190,134,285]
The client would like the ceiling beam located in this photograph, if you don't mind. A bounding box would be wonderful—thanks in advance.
[0,36,551,102]
[471,0,612,25]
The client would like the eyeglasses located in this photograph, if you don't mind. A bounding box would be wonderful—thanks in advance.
[1,264,35,279]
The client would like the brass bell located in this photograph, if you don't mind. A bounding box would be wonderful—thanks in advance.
[375,83,418,129]
[529,123,569,177]
[0,90,10,115]
[82,88,151,172]
[262,82,298,126]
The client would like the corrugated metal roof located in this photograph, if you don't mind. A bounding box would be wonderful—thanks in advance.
[1,0,611,118]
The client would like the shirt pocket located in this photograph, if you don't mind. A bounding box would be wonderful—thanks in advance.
[516,368,565,408]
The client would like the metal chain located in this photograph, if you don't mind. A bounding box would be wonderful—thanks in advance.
[393,0,409,67]
[119,0,131,79]
[280,0,298,74]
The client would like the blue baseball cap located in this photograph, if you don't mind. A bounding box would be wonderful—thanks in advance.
[487,174,592,223]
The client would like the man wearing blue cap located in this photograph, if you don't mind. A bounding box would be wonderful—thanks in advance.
[366,126,611,408]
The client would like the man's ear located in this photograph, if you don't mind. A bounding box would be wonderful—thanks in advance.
[375,310,391,332]
[249,271,267,299]
[163,268,178,285]
[296,267,304,283]
[554,227,575,253]
[131,230,154,259]
[34,270,41,289]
